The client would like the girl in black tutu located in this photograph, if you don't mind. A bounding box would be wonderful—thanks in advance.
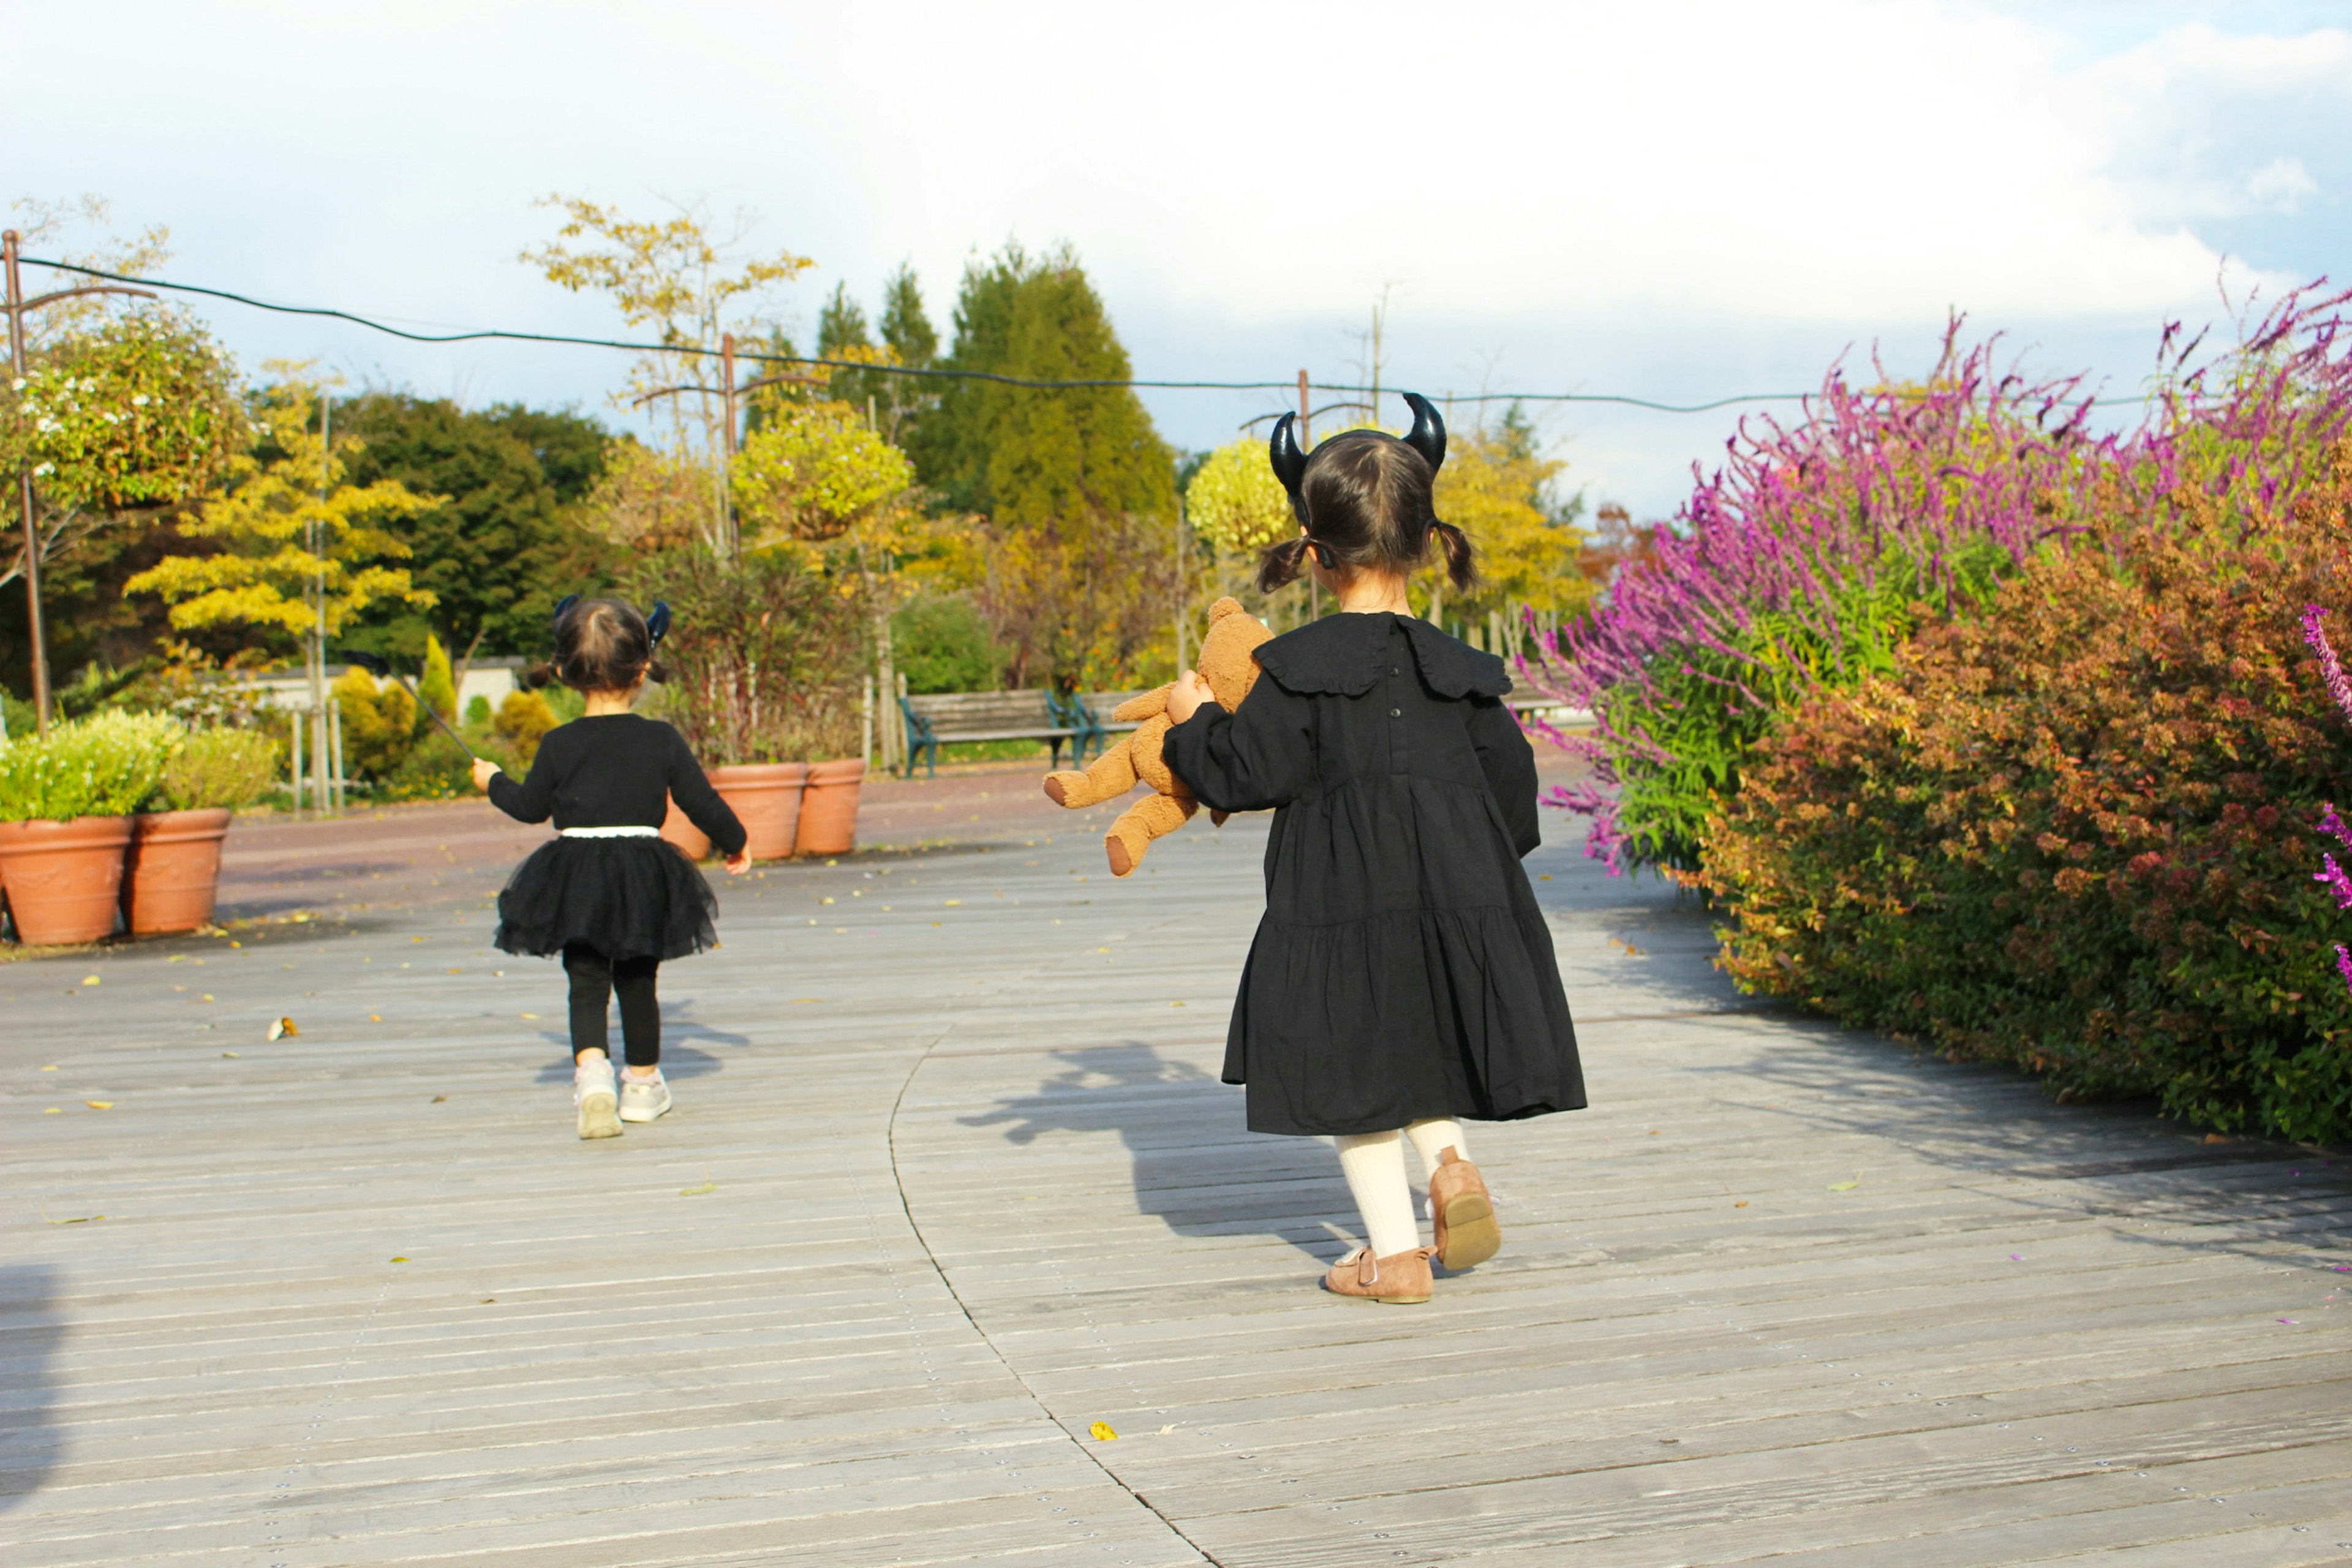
[472,597,748,1140]
[1163,395,1584,1303]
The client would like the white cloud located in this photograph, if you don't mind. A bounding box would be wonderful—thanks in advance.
[2247,156,2320,213]
[4,0,2348,517]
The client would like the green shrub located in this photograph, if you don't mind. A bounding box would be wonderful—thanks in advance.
[0,710,182,821]
[464,694,492,725]
[1703,508,2352,1143]
[492,690,560,768]
[335,666,417,778]
[159,728,280,812]
[416,633,458,725]
[894,595,1000,695]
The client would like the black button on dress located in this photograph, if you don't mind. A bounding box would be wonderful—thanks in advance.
[1165,612,1586,1136]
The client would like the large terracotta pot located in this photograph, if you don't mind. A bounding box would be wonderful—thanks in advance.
[658,795,711,861]
[0,815,134,946]
[708,763,808,861]
[121,808,235,935]
[794,759,866,856]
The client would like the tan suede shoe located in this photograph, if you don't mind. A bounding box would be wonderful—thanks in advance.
[1322,1245,1434,1304]
[1430,1146,1500,1270]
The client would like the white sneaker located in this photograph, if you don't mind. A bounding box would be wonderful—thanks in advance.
[575,1058,622,1140]
[618,1069,671,1123]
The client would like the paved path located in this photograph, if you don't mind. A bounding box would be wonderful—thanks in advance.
[4,788,2349,1566]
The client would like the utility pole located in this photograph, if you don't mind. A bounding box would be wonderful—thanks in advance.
[1299,370,1319,620]
[307,391,332,816]
[2,230,156,736]
[720,331,739,559]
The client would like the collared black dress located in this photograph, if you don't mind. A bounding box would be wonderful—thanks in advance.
[1164,612,1585,1137]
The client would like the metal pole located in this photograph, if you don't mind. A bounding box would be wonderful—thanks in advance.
[1298,371,1318,620]
[720,331,739,560]
[312,393,333,813]
[4,230,49,736]
[288,701,304,818]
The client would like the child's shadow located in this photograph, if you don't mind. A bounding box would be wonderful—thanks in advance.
[531,1004,751,1083]
[960,1042,1349,1263]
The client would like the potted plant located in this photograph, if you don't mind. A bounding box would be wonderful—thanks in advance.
[636,546,868,860]
[0,712,178,945]
[121,727,279,934]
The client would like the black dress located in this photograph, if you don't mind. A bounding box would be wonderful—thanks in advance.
[1164,612,1585,1136]
[486,714,747,963]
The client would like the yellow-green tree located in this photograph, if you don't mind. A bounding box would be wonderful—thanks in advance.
[524,195,812,550]
[126,377,437,665]
[732,399,913,546]
[1185,437,1293,556]
[1431,414,1591,629]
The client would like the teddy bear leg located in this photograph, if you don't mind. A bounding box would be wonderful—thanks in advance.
[1104,792,1198,877]
[1043,736,1139,809]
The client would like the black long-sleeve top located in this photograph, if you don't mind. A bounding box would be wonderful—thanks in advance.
[486,713,746,857]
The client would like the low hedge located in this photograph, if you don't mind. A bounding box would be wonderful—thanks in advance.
[1702,513,2352,1144]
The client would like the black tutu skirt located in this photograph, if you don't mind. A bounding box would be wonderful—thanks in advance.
[493,837,719,962]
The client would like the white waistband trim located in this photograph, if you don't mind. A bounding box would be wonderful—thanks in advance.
[559,826,663,839]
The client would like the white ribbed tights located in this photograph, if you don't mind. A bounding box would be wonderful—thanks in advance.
[1334,1118,1469,1257]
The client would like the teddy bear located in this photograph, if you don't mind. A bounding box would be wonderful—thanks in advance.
[1042,596,1273,876]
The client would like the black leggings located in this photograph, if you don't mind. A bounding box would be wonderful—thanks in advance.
[562,945,661,1067]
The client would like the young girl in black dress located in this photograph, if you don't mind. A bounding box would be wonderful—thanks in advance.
[472,597,750,1140]
[1164,395,1585,1302]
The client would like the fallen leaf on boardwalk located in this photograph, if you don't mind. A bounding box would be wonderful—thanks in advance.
[431,1095,447,1103]
[519,1012,540,1020]
[1827,1175,1860,1192]
[267,1017,298,1041]
[221,1052,239,1059]
[1089,1422,1118,1441]
[81,974,99,986]
[200,993,214,1002]
[944,899,962,907]
[2203,1133,2231,1144]
[39,1065,56,1071]
[389,1257,409,1263]
[791,998,820,1004]
[85,1101,113,1110]
[1539,874,1552,880]
[679,1174,717,1196]
[40,1206,102,1224]
[1157,1423,1177,1434]
[1170,1001,1185,1008]
[43,1107,59,1114]
[369,1014,382,1022]
[1735,1201,1749,1208]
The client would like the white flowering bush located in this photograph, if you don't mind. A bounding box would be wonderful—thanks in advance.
[0,711,183,821]
[1,313,244,511]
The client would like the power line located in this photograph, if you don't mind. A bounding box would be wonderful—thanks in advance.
[22,254,1817,412]
[20,254,2146,413]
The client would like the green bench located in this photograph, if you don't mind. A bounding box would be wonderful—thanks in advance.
[897,688,1153,778]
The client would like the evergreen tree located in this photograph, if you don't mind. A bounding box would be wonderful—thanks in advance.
[906,243,1175,687]
[879,263,938,369]
[334,394,612,666]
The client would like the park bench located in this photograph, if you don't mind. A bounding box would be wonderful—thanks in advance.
[897,688,1155,778]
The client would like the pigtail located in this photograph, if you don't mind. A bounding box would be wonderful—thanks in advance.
[520,662,558,690]
[1430,519,1477,592]
[1256,535,1314,594]
[646,658,670,685]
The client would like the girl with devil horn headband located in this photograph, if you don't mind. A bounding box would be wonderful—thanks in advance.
[473,595,750,1140]
[1163,394,1586,1303]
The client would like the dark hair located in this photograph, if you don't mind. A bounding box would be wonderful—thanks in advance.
[1256,430,1476,595]
[525,597,667,693]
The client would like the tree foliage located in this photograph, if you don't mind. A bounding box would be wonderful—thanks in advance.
[1434,409,1591,620]
[1184,437,1292,555]
[124,378,436,644]
[334,393,609,661]
[733,399,913,545]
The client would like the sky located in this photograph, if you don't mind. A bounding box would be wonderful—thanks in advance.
[8,0,2350,521]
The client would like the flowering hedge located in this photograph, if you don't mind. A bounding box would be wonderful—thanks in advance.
[1700,496,2352,1143]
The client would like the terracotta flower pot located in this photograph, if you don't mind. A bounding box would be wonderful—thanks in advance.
[659,795,711,861]
[0,815,134,946]
[794,759,865,856]
[121,807,235,935]
[708,762,809,861]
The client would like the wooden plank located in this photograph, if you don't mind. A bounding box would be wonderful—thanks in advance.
[4,786,2345,1566]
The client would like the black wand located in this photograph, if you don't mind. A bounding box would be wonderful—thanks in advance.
[341,650,480,761]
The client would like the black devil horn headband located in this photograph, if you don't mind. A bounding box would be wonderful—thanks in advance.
[1400,391,1447,475]
[551,593,581,628]
[645,601,671,650]
[1266,391,1449,505]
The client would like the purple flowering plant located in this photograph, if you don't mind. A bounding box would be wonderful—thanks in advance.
[1522,288,2352,878]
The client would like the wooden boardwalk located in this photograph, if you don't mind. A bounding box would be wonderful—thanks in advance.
[4,799,2348,1565]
